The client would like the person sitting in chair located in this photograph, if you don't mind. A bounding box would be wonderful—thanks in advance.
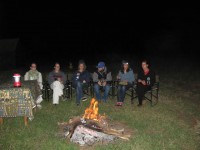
[72,60,91,106]
[116,60,135,106]
[93,62,112,102]
[24,63,43,108]
[136,60,155,107]
[48,63,66,105]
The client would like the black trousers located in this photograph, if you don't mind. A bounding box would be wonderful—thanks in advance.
[136,83,151,105]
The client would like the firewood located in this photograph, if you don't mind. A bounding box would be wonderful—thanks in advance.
[103,130,130,140]
[110,128,125,134]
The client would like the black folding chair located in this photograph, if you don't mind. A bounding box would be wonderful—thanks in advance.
[132,75,159,106]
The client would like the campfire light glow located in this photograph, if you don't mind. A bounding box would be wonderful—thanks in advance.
[83,98,101,121]
[58,98,132,146]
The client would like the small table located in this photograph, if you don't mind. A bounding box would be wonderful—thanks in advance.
[0,80,41,126]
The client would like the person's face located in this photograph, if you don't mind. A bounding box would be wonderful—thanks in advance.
[123,63,128,70]
[142,62,148,70]
[30,64,36,71]
[54,64,60,72]
[98,67,104,72]
[79,64,84,71]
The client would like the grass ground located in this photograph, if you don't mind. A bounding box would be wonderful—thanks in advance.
[0,64,200,150]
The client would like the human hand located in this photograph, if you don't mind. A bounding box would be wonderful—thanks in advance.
[83,80,86,83]
[102,81,107,86]
[141,80,146,85]
[117,76,120,80]
[124,80,128,83]
[98,81,102,86]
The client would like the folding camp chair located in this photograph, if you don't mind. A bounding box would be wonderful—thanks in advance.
[44,74,70,101]
[132,75,159,106]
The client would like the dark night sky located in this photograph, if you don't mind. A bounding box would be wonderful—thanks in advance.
[0,3,200,68]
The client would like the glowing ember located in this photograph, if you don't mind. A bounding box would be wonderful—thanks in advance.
[83,98,101,121]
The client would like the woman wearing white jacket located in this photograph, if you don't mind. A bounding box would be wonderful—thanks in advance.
[24,63,43,108]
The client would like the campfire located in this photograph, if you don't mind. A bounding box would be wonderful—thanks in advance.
[58,98,132,146]
[83,98,100,121]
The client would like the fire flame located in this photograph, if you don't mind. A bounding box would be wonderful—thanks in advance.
[83,98,100,121]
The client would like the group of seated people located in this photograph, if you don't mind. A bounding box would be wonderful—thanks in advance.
[24,59,155,107]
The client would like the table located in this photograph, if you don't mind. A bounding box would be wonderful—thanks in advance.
[0,80,41,126]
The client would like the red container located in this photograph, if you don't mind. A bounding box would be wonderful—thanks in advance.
[13,74,21,87]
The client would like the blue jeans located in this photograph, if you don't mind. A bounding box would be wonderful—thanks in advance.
[117,84,131,102]
[94,84,110,102]
[74,81,86,104]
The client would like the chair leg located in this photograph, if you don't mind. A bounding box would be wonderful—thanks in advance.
[70,87,73,100]
[67,88,70,99]
[157,89,159,102]
[131,89,134,105]
[0,117,3,125]
[150,91,153,106]
[24,116,28,126]
[47,89,50,101]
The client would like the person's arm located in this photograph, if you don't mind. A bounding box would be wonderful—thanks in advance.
[93,72,99,83]
[38,72,43,89]
[128,70,135,84]
[61,72,67,84]
[24,72,29,81]
[117,71,121,80]
[48,72,54,85]
[38,72,42,83]
[85,71,91,83]
[106,72,112,82]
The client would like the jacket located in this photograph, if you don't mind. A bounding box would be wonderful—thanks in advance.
[118,68,135,84]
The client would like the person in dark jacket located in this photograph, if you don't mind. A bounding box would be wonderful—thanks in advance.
[136,60,155,107]
[116,60,135,106]
[93,62,112,102]
[72,60,91,106]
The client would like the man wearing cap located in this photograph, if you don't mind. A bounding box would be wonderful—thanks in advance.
[93,62,112,102]
[71,60,91,106]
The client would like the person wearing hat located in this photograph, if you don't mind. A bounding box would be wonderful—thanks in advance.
[72,60,91,106]
[116,60,135,106]
[93,61,112,102]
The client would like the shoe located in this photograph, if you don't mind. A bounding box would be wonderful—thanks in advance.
[29,117,33,121]
[62,98,67,101]
[76,103,80,106]
[37,104,42,109]
[115,102,123,106]
[81,97,87,101]
[32,104,36,109]
[60,95,66,101]
[137,104,142,107]
[142,99,147,105]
